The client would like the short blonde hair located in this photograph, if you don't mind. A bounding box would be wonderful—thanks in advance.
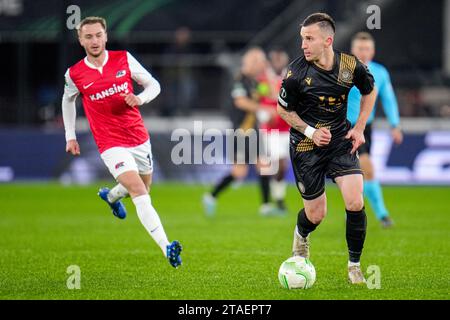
[77,16,107,35]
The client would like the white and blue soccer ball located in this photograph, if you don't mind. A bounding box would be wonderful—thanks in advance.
[278,256,316,289]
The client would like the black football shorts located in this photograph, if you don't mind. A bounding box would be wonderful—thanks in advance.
[290,136,362,200]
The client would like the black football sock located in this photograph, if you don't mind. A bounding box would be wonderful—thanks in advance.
[259,175,270,204]
[297,208,318,238]
[346,208,367,263]
[211,174,234,198]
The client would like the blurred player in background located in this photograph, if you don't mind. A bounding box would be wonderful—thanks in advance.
[269,47,290,76]
[277,13,377,284]
[348,32,403,228]
[257,47,291,213]
[203,47,277,216]
[62,17,182,268]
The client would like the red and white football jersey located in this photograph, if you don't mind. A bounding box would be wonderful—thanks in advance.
[63,50,159,153]
[258,73,290,133]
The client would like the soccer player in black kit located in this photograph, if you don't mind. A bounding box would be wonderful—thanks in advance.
[277,13,377,284]
[203,48,275,216]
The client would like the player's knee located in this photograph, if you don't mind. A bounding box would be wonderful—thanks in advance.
[346,197,364,212]
[307,204,327,224]
[232,165,247,179]
[309,209,326,224]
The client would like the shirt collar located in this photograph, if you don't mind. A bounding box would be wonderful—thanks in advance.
[84,50,109,70]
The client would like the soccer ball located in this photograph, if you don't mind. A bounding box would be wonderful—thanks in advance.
[278,256,316,289]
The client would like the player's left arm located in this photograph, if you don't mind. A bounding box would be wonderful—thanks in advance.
[123,52,161,107]
[346,61,377,154]
[379,67,403,144]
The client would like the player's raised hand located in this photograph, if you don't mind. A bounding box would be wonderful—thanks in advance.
[345,128,365,154]
[312,127,332,147]
[66,139,80,156]
[121,93,142,107]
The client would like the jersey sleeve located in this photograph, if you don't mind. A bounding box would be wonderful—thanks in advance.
[231,78,249,99]
[353,59,375,95]
[64,69,80,99]
[378,67,400,128]
[62,69,79,141]
[277,76,301,111]
[127,52,161,105]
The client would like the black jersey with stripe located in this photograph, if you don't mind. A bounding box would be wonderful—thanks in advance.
[278,50,374,142]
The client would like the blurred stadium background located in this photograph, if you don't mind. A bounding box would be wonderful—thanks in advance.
[0,0,449,185]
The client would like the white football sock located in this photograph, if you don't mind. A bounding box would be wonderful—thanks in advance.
[132,194,170,257]
[107,183,129,203]
[348,261,361,267]
[270,179,287,201]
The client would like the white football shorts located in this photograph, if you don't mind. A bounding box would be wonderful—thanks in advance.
[100,139,153,180]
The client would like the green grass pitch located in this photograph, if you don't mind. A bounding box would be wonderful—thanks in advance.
[0,182,449,299]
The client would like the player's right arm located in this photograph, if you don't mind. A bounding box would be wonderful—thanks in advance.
[277,77,331,147]
[62,69,81,156]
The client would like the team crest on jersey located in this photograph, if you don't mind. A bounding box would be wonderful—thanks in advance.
[338,53,356,85]
[341,69,352,82]
[286,70,293,79]
[116,70,126,78]
[115,162,125,169]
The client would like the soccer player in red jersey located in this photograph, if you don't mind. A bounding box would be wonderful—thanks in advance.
[62,17,182,268]
[258,47,292,213]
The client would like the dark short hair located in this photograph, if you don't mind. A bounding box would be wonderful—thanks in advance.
[301,12,335,34]
[352,31,375,43]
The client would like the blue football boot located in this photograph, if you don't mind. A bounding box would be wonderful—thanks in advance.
[98,187,127,219]
[166,240,183,268]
